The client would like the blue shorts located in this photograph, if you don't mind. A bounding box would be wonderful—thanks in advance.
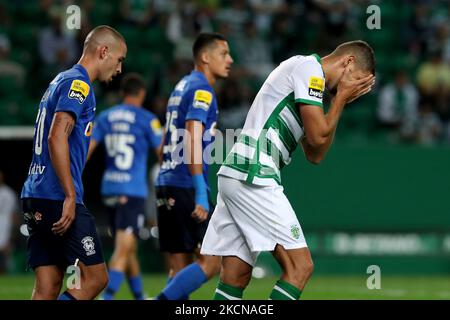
[103,196,146,239]
[22,198,104,270]
[156,186,214,253]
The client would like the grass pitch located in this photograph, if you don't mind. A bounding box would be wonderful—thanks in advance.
[0,274,449,300]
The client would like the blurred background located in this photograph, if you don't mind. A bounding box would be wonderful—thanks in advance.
[0,0,449,299]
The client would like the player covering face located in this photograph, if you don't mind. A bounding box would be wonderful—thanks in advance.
[199,40,375,300]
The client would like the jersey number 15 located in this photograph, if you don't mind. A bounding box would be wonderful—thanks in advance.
[105,133,135,170]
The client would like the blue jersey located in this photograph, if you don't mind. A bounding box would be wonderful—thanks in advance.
[92,104,162,198]
[157,70,218,189]
[21,64,96,204]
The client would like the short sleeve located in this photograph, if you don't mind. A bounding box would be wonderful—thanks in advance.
[91,113,107,143]
[291,60,325,108]
[185,87,214,125]
[147,116,163,149]
[55,78,91,120]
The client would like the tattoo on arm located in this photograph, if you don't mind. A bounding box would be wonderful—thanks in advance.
[52,113,75,137]
[64,122,74,136]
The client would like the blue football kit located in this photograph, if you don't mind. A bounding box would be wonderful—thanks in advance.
[92,104,162,237]
[21,64,104,269]
[156,70,218,254]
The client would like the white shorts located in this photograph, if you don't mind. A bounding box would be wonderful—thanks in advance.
[201,175,307,266]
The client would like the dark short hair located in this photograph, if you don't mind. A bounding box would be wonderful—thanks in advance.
[334,40,376,75]
[120,73,146,96]
[192,32,227,61]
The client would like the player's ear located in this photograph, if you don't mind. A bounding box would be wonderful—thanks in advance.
[200,50,210,65]
[344,55,355,68]
[99,45,108,60]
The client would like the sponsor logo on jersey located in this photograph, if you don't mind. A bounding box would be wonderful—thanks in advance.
[81,236,96,256]
[308,76,324,99]
[193,89,213,110]
[68,79,90,104]
[308,88,323,99]
[150,118,162,135]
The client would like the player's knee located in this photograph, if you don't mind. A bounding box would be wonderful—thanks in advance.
[34,281,62,300]
[292,258,314,282]
[94,270,109,292]
[199,257,221,279]
[82,268,108,297]
[221,269,252,288]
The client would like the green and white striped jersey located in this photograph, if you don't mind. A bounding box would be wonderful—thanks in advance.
[219,54,325,186]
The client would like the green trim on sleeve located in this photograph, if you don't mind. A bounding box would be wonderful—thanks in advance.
[295,98,323,108]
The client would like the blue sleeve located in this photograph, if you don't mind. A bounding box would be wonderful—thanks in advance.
[147,114,163,149]
[55,78,91,120]
[185,87,215,125]
[91,113,107,143]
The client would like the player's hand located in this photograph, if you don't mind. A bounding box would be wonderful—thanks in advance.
[52,196,76,235]
[336,68,375,104]
[191,204,208,223]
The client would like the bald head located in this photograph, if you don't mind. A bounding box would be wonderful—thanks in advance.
[83,25,125,54]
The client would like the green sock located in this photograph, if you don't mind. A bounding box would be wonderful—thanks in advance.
[269,279,302,300]
[213,281,244,300]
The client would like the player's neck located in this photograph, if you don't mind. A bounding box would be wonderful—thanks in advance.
[77,55,98,83]
[320,55,333,84]
[194,65,216,86]
[123,97,142,108]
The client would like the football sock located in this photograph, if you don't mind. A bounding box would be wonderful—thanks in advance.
[102,269,125,300]
[157,263,206,300]
[213,281,243,300]
[58,291,76,300]
[127,274,144,300]
[269,279,302,300]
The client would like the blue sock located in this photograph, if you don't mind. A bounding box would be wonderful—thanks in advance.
[58,291,76,300]
[158,263,207,300]
[161,275,189,299]
[103,270,125,300]
[128,274,144,300]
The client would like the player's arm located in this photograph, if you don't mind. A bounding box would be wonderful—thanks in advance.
[185,119,209,223]
[149,117,164,164]
[87,116,106,162]
[87,138,98,161]
[156,134,164,164]
[48,111,76,235]
[300,69,374,164]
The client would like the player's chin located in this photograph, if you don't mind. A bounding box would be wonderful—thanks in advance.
[221,69,231,78]
[100,75,114,84]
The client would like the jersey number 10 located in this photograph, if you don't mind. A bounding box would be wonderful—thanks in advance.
[34,107,47,156]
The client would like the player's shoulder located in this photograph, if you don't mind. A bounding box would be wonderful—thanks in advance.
[58,65,90,84]
[285,54,322,70]
[135,107,157,121]
[54,65,92,102]
[186,71,214,92]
